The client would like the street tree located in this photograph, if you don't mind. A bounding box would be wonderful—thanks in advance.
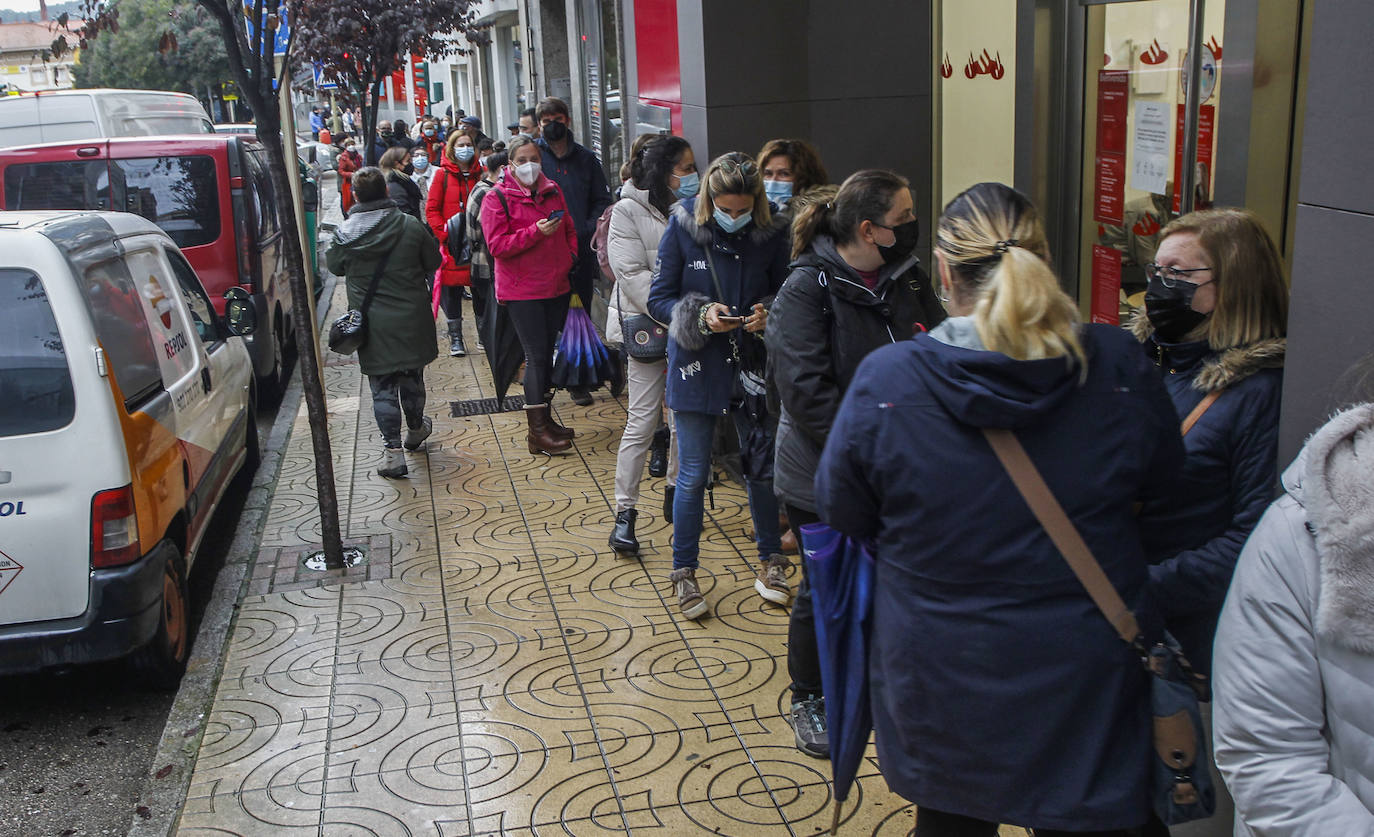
[53,0,349,566]
[73,0,232,101]
[292,0,486,164]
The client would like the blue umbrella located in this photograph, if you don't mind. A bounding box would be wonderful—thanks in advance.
[798,522,876,835]
[551,296,615,389]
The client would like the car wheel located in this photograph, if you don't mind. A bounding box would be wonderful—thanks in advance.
[237,389,261,486]
[257,320,285,405]
[130,545,190,690]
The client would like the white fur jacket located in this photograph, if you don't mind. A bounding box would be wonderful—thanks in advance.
[1213,403,1374,836]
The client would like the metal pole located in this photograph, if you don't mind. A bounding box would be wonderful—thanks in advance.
[1180,0,1206,216]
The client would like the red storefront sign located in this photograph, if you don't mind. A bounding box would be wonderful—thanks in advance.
[1091,244,1123,325]
[1093,70,1129,225]
[1172,103,1215,212]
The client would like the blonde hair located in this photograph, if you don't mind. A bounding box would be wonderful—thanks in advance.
[445,129,475,164]
[1158,209,1288,350]
[694,151,771,230]
[937,182,1085,370]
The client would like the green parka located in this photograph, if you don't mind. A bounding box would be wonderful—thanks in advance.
[326,200,441,376]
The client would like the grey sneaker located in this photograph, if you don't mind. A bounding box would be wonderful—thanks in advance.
[790,697,830,759]
[670,567,708,620]
[377,447,407,478]
[403,416,433,451]
[754,554,792,604]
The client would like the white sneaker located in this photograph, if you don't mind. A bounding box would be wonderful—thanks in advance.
[377,447,407,478]
[403,416,433,451]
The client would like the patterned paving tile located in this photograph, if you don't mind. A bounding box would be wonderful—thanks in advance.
[177,308,964,836]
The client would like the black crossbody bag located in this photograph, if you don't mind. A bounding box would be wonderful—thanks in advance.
[328,250,393,354]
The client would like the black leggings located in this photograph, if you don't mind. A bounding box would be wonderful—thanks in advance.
[784,504,823,701]
[915,807,1157,837]
[505,293,570,406]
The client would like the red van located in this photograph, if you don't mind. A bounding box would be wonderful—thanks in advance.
[0,135,295,399]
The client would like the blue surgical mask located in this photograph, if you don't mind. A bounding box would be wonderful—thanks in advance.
[674,171,700,200]
[764,179,793,205]
[713,206,752,234]
[456,146,476,162]
[413,157,429,171]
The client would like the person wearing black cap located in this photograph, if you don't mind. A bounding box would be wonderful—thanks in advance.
[507,120,521,137]
[459,115,488,146]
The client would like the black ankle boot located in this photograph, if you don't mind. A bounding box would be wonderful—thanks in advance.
[648,425,669,478]
[662,485,675,525]
[609,508,639,554]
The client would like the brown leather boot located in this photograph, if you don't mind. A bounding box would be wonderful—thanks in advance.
[547,413,576,440]
[525,404,572,455]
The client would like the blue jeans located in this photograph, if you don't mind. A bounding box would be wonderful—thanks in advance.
[672,410,781,570]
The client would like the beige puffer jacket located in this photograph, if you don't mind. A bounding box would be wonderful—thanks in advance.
[605,180,668,346]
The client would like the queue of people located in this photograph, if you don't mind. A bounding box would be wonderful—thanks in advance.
[320,100,1371,836]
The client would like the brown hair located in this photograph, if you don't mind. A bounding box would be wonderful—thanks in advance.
[937,182,1085,369]
[790,170,908,260]
[444,129,474,164]
[756,138,829,196]
[378,146,408,171]
[694,151,771,231]
[352,166,387,202]
[620,133,656,183]
[535,97,570,122]
[1158,208,1289,350]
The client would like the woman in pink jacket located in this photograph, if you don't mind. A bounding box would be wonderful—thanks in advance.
[480,135,580,454]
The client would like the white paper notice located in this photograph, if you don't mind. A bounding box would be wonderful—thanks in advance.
[1132,101,1170,194]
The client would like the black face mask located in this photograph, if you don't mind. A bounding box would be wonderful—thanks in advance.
[542,120,569,142]
[1145,275,1209,342]
[879,219,921,265]
[402,163,415,176]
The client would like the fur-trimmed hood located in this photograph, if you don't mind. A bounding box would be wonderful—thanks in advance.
[671,196,789,247]
[1284,403,1374,654]
[1129,311,1286,393]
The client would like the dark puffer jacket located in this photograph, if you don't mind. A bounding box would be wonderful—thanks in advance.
[646,198,789,416]
[1132,316,1285,675]
[765,235,946,511]
[816,321,1184,830]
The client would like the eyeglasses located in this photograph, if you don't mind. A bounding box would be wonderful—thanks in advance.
[1145,262,1214,289]
[717,157,758,178]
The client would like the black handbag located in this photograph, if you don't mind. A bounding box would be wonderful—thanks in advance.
[616,286,667,361]
[328,250,392,354]
[704,248,775,483]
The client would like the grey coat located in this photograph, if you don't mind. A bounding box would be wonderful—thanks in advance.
[1213,403,1374,835]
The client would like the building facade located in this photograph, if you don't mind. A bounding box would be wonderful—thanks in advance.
[0,22,78,95]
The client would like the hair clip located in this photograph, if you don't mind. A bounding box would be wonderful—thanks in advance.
[994,238,1019,254]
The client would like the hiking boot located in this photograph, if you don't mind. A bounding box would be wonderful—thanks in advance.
[648,425,669,478]
[568,386,594,407]
[754,554,792,604]
[449,332,467,358]
[608,508,639,555]
[377,447,407,478]
[403,416,433,451]
[670,567,708,620]
[525,404,572,455]
[790,697,830,759]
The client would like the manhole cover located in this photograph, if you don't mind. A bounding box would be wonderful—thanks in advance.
[301,547,366,571]
[451,395,526,417]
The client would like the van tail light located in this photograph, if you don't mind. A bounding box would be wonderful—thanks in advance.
[91,485,141,569]
[230,192,259,291]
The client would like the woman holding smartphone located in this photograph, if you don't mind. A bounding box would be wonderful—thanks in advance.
[647,151,791,619]
[480,135,580,454]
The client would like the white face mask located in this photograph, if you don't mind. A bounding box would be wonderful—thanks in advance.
[513,161,541,186]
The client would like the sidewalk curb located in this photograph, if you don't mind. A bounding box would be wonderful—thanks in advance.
[128,276,339,837]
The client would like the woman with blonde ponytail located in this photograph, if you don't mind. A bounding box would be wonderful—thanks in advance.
[816,182,1186,836]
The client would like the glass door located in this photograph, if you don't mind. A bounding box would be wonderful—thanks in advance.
[1076,0,1226,325]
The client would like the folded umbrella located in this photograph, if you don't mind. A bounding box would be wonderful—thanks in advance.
[479,294,524,402]
[551,296,615,390]
[799,521,877,836]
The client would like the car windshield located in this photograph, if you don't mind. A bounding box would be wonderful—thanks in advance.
[0,268,76,437]
[3,154,220,248]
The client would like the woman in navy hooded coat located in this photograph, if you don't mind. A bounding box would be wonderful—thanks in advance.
[816,183,1184,835]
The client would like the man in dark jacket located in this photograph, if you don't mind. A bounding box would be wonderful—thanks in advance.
[325,167,441,479]
[535,96,614,404]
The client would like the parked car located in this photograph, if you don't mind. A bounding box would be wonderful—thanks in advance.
[0,89,213,148]
[0,210,258,684]
[0,134,297,399]
[212,123,333,175]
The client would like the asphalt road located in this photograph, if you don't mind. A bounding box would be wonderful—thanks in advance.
[0,401,278,837]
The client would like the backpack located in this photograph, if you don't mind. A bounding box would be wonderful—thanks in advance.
[591,201,617,281]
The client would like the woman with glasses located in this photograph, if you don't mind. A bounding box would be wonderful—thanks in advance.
[647,151,790,619]
[1132,208,1289,679]
[606,135,696,556]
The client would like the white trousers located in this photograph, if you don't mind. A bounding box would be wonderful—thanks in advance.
[613,356,677,511]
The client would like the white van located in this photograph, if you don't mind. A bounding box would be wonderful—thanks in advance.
[0,89,214,148]
[0,210,258,685]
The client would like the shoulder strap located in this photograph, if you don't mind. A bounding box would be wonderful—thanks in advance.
[438,167,450,205]
[359,250,393,315]
[981,428,1143,647]
[1180,390,1222,437]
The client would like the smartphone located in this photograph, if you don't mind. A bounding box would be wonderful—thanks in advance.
[547,210,566,221]
[716,314,744,324]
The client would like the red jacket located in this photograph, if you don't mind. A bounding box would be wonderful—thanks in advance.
[425,158,483,286]
[480,170,577,302]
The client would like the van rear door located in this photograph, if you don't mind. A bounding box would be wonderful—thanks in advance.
[0,266,97,625]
